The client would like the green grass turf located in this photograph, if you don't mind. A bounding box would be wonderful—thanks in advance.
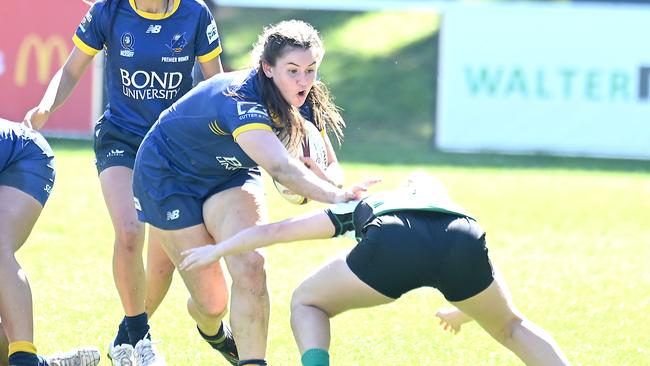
[17,140,650,365]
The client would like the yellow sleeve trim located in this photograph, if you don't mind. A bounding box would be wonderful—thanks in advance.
[72,34,100,56]
[197,45,222,63]
[9,341,37,356]
[232,123,273,140]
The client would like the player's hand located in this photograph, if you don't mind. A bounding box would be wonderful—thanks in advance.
[337,178,382,202]
[23,106,50,130]
[179,245,222,271]
[435,308,466,335]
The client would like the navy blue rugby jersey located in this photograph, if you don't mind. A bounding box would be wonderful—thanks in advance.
[73,0,222,136]
[144,68,316,177]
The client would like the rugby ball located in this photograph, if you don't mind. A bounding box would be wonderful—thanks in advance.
[274,122,328,205]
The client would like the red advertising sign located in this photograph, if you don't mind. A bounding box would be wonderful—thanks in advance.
[0,1,95,136]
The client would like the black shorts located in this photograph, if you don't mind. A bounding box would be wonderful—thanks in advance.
[93,118,144,174]
[346,211,494,302]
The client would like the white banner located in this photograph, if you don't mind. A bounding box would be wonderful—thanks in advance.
[436,2,650,159]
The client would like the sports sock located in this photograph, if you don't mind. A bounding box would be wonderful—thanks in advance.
[125,312,150,346]
[8,342,39,366]
[197,322,226,349]
[113,316,130,346]
[238,359,267,366]
[301,348,330,366]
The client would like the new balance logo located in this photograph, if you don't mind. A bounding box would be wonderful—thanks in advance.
[216,156,243,171]
[166,209,180,220]
[146,25,162,34]
[107,149,125,157]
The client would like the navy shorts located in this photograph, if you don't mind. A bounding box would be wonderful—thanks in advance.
[0,129,55,206]
[346,212,494,302]
[133,139,263,230]
[93,117,144,174]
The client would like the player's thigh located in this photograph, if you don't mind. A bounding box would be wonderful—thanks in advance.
[0,186,42,251]
[202,181,267,242]
[146,229,174,274]
[203,180,268,274]
[151,225,227,300]
[99,166,143,233]
[450,273,520,335]
[292,256,394,317]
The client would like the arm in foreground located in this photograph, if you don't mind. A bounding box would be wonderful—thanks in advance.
[179,211,335,271]
[237,129,354,203]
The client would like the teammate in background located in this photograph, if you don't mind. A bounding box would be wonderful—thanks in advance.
[0,118,101,366]
[131,20,347,366]
[179,172,571,366]
[23,1,225,365]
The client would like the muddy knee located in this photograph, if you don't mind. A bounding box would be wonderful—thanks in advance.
[228,251,267,294]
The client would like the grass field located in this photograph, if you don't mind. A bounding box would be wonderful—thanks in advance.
[17,139,650,365]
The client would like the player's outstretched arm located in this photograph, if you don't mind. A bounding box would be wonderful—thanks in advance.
[179,211,336,271]
[24,47,94,129]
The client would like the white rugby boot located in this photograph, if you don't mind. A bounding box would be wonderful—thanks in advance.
[45,346,101,366]
[107,342,135,366]
[133,338,166,366]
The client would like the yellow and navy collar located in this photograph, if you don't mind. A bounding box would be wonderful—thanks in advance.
[129,0,181,20]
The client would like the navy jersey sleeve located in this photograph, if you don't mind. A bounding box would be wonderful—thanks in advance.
[325,200,360,237]
[195,2,222,63]
[72,1,107,56]
[218,98,274,140]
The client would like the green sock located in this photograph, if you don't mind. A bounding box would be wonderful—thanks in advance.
[301,348,329,366]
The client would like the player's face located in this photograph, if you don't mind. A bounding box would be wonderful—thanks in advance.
[263,47,321,107]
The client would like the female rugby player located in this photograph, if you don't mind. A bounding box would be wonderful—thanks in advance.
[132,20,350,366]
